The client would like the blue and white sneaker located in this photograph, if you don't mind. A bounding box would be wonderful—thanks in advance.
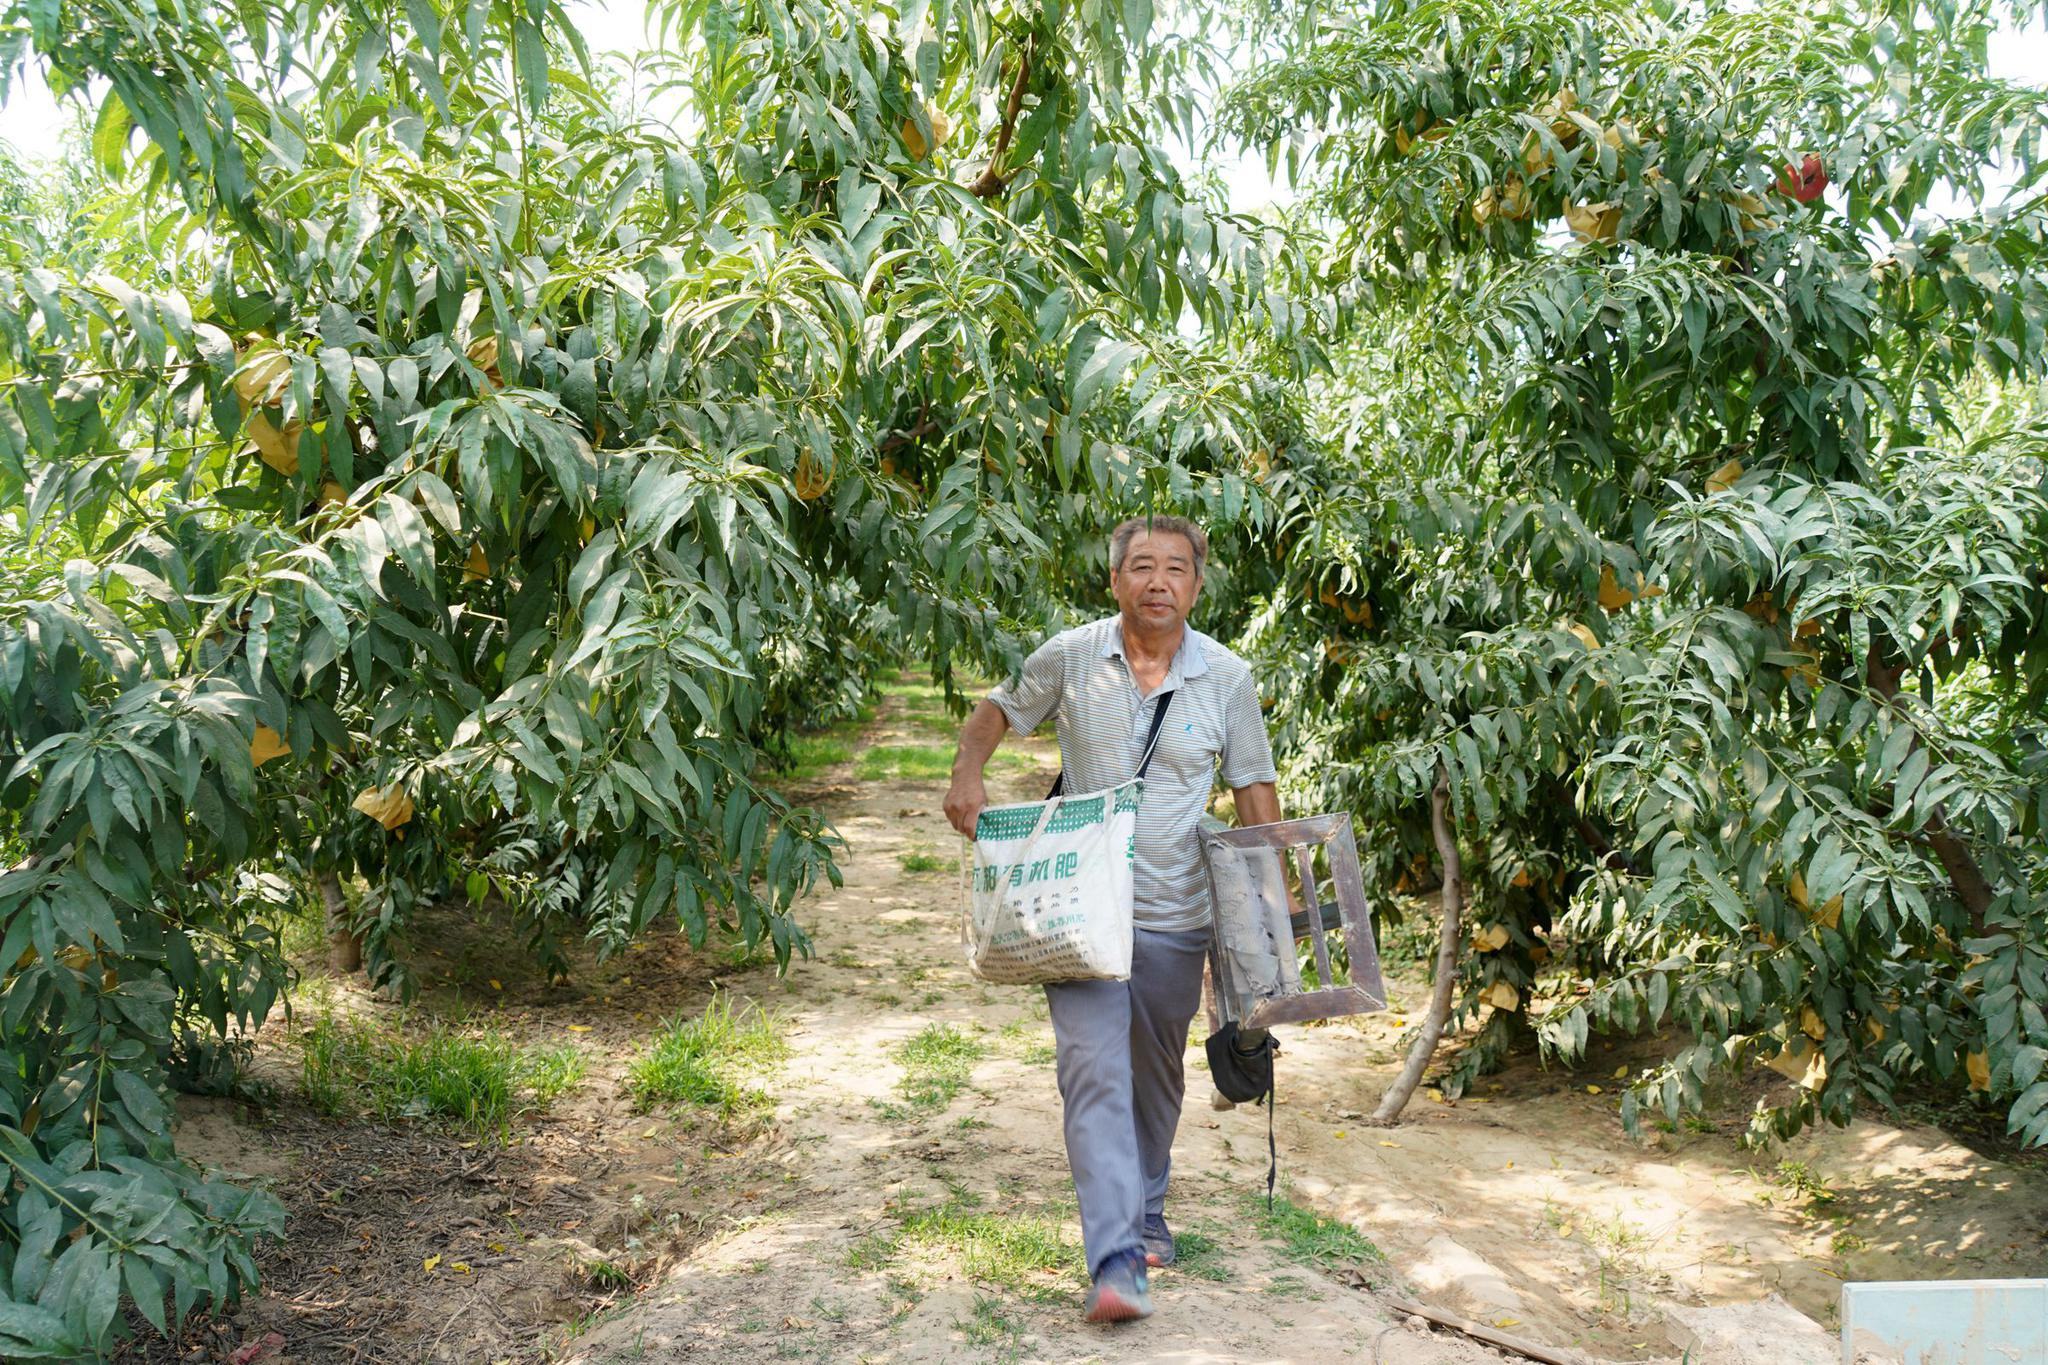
[1082,1249,1153,1323]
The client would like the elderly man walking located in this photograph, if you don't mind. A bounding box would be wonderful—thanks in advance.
[945,514,1282,1324]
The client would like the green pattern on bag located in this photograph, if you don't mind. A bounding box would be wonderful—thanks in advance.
[975,805,1041,842]
[1047,794,1107,834]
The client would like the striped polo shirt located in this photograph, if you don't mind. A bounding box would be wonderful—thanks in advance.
[987,615,1278,932]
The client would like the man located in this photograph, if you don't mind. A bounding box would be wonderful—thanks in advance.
[945,514,1282,1324]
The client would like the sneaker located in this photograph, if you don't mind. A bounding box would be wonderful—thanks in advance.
[1142,1219,1176,1269]
[1082,1250,1153,1323]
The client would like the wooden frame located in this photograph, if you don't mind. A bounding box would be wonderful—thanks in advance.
[1201,813,1387,1030]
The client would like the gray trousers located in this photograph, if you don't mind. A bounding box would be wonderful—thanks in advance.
[1044,925,1209,1278]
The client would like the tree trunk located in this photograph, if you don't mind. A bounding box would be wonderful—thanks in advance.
[1370,765,1465,1125]
[1865,645,1995,933]
[316,870,363,974]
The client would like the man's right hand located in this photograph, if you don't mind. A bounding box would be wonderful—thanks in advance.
[945,772,988,840]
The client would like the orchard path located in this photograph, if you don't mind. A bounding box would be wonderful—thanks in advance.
[560,688,1500,1365]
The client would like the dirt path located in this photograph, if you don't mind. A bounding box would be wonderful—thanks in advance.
[558,692,1499,1365]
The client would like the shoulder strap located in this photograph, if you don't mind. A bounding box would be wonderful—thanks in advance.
[1045,688,1176,800]
[1133,688,1176,780]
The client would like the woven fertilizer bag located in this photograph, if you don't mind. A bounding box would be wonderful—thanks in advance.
[962,781,1143,984]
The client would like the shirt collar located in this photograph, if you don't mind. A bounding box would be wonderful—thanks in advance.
[1102,616,1210,680]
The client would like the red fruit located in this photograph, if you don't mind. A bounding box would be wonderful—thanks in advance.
[1778,154,1827,204]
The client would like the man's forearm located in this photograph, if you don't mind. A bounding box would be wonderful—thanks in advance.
[952,699,1010,778]
[1232,780,1282,827]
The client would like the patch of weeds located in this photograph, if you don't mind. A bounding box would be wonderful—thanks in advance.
[857,744,955,782]
[870,990,904,1007]
[1772,1159,1838,1211]
[959,1295,1025,1358]
[1264,1273,1316,1300]
[1248,1193,1384,1271]
[899,848,948,874]
[1578,1211,1648,1314]
[1169,1229,1232,1282]
[578,1254,634,1290]
[628,993,788,1114]
[847,1234,895,1271]
[894,1023,988,1113]
[884,1273,924,1315]
[895,1198,1084,1299]
[1019,1042,1057,1067]
[723,939,774,971]
[296,1014,579,1137]
[810,1294,847,1324]
[877,676,954,707]
[955,1115,991,1131]
[522,1044,588,1106]
[826,948,868,969]
[773,729,860,785]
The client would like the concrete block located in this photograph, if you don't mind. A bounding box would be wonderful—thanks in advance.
[1840,1279,2048,1364]
[1663,1294,1837,1365]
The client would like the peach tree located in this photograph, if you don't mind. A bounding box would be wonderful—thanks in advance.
[1223,0,2048,1137]
[0,0,1309,1351]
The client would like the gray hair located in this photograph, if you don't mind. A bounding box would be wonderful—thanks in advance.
[1109,515,1209,578]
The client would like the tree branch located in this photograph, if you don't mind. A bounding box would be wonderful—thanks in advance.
[1371,765,1464,1124]
[969,38,1034,199]
[316,869,363,974]
[1544,776,1635,874]
[1864,644,1994,933]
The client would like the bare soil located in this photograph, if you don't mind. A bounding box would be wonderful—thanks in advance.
[155,686,2048,1364]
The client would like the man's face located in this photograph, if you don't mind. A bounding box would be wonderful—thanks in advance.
[1110,529,1203,632]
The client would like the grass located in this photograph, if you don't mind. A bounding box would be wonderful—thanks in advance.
[856,741,1041,783]
[894,1023,987,1113]
[856,744,955,782]
[297,1014,587,1137]
[876,678,950,705]
[899,848,947,874]
[627,993,788,1115]
[868,1197,1084,1300]
[1250,1193,1384,1270]
[778,732,856,784]
[958,1295,1026,1359]
[1169,1228,1233,1282]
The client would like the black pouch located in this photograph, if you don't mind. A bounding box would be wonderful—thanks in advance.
[1205,1022,1280,1209]
[1204,1022,1275,1104]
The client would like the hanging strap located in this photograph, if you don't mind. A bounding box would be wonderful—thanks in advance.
[1264,1067,1278,1212]
[1046,688,1176,801]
